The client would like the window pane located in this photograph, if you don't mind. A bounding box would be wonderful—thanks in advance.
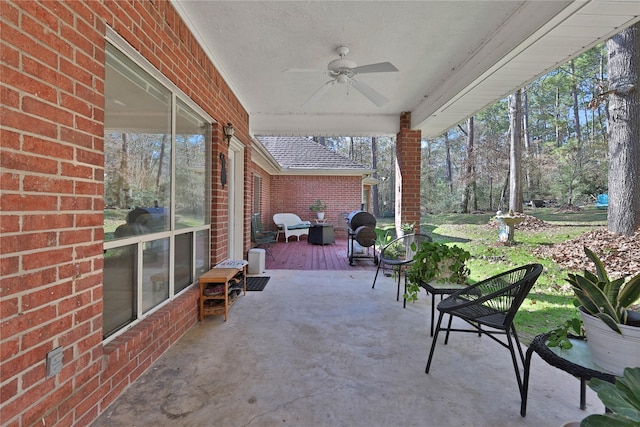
[253,174,261,214]
[175,233,193,292]
[196,229,210,277]
[175,99,208,229]
[142,238,170,313]
[104,43,172,241]
[103,245,137,338]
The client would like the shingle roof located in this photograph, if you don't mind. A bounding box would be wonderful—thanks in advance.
[257,136,368,170]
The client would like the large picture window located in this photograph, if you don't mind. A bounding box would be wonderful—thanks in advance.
[103,40,211,339]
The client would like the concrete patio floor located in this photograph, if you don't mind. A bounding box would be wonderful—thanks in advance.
[92,270,604,427]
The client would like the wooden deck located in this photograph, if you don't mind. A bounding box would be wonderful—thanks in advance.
[264,237,378,271]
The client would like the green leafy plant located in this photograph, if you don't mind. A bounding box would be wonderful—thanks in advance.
[404,241,471,302]
[580,367,640,426]
[308,199,327,212]
[547,315,583,349]
[567,246,640,334]
[400,222,415,232]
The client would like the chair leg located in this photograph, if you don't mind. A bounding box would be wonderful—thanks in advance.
[426,311,445,374]
[402,273,407,308]
[520,344,536,417]
[443,314,454,345]
[372,261,382,289]
[505,331,525,397]
[265,243,275,260]
[396,266,401,301]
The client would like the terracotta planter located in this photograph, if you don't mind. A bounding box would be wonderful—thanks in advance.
[580,308,640,376]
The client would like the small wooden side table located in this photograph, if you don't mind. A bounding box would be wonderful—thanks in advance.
[199,262,246,321]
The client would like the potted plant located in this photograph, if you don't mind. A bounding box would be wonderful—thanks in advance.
[404,241,471,302]
[309,199,327,220]
[399,222,415,237]
[566,246,640,376]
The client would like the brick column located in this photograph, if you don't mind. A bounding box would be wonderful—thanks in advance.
[395,112,422,233]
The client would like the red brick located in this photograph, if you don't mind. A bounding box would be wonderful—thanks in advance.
[23,175,75,194]
[23,96,74,127]
[0,267,57,298]
[0,85,20,110]
[21,13,73,60]
[22,247,74,270]
[0,378,18,405]
[0,336,20,361]
[18,0,60,31]
[22,214,74,232]
[60,126,94,148]
[58,260,92,281]
[22,282,73,311]
[0,128,20,150]
[0,341,51,383]
[0,172,20,191]
[60,195,93,210]
[0,106,57,140]
[23,135,75,160]
[0,150,59,175]
[1,193,59,213]
[22,317,73,352]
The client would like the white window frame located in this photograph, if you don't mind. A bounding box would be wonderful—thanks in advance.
[103,28,213,342]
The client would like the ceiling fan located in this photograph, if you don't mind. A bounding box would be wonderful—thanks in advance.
[285,46,399,107]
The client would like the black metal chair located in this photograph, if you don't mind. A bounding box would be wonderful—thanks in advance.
[251,213,277,260]
[372,233,432,306]
[425,263,544,406]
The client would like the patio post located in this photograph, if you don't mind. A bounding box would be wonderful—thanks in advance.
[395,112,422,233]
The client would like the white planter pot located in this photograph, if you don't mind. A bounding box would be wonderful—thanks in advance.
[316,212,325,220]
[580,308,640,376]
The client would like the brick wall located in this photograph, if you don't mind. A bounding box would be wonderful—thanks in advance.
[269,175,363,237]
[396,112,422,232]
[0,1,249,425]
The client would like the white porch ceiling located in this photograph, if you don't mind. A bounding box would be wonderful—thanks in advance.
[172,1,640,138]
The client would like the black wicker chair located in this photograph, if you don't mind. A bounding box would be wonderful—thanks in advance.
[372,233,432,306]
[425,263,544,405]
[251,213,277,260]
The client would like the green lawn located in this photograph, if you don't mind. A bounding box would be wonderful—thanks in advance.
[378,207,608,344]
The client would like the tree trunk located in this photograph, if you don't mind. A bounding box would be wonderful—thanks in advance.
[522,86,532,199]
[509,90,523,213]
[555,87,561,147]
[156,134,167,197]
[444,131,453,194]
[371,137,379,217]
[606,23,640,235]
[570,60,583,143]
[461,117,475,213]
[117,133,129,208]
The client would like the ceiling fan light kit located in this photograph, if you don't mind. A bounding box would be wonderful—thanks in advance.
[289,45,398,107]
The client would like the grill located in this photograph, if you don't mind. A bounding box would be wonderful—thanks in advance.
[346,210,378,266]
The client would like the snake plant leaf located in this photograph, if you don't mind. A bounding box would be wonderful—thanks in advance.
[592,311,623,334]
[619,273,640,308]
[585,246,610,283]
[572,274,618,321]
[605,277,625,304]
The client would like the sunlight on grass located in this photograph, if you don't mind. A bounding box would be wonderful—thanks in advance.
[405,209,607,345]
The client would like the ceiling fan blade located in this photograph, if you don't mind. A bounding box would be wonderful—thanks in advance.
[350,79,389,107]
[283,68,327,73]
[352,62,399,74]
[302,80,335,107]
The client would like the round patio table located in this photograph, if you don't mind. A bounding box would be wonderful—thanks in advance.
[520,332,616,417]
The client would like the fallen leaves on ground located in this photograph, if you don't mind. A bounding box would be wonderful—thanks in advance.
[532,227,640,279]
